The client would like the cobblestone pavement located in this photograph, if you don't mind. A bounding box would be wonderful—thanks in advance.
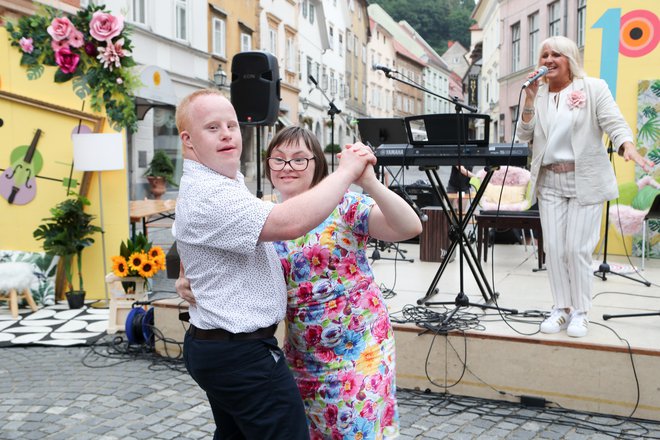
[2,341,659,439]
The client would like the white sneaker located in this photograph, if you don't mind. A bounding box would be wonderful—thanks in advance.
[540,308,570,334]
[567,312,589,338]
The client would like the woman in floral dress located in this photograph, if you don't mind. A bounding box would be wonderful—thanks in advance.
[265,127,423,439]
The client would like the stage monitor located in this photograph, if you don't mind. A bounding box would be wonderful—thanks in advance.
[357,118,409,148]
[404,113,491,147]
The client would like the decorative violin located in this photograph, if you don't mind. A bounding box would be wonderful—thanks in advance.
[0,129,44,205]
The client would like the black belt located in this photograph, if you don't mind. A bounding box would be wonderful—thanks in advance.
[187,323,278,341]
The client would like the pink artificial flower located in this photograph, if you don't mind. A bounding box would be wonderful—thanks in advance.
[51,38,70,52]
[54,47,80,74]
[89,11,124,41]
[47,17,76,41]
[69,30,85,48]
[19,37,34,53]
[567,90,586,110]
[96,38,131,71]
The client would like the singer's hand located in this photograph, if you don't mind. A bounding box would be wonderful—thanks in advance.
[523,72,540,97]
[619,142,655,173]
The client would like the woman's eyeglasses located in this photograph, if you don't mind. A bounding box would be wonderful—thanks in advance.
[266,157,315,171]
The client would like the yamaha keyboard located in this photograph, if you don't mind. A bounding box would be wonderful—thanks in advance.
[375,143,529,167]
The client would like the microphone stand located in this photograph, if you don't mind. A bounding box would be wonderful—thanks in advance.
[309,75,341,172]
[593,143,650,286]
[378,69,516,320]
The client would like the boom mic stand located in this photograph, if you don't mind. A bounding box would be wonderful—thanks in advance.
[376,67,517,321]
[593,142,650,286]
[309,75,341,172]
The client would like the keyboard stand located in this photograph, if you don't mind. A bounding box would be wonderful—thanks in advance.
[416,166,498,305]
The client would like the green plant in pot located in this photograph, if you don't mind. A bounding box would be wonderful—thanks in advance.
[144,150,177,199]
[33,193,102,309]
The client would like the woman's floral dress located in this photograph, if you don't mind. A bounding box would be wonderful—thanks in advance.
[274,192,399,440]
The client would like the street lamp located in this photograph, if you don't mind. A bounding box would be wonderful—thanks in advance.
[213,66,229,89]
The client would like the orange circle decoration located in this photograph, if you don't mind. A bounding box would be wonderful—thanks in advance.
[153,71,161,87]
[619,9,660,57]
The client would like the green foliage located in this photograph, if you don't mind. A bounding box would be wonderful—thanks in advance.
[119,233,152,260]
[325,143,341,154]
[637,115,659,145]
[373,0,475,54]
[5,4,140,132]
[33,193,102,292]
[144,150,178,186]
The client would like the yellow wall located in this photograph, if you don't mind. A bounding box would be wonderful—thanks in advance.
[584,1,660,255]
[1,27,129,300]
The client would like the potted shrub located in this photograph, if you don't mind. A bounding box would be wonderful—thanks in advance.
[144,150,177,199]
[33,194,102,309]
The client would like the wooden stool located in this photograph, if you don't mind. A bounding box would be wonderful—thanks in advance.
[0,262,39,319]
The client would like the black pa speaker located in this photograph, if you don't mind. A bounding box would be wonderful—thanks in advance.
[230,51,280,125]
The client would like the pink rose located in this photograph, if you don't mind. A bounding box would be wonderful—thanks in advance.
[567,90,586,110]
[19,37,33,53]
[54,47,80,74]
[89,11,124,41]
[47,17,76,41]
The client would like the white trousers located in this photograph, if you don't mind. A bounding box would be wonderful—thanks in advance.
[537,170,603,313]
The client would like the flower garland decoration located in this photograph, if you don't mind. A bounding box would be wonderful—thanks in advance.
[6,5,140,132]
[111,233,166,285]
[567,90,586,110]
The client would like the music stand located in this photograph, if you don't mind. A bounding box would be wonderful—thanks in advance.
[403,113,517,321]
[357,118,414,263]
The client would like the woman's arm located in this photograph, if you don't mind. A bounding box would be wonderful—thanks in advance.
[357,166,423,243]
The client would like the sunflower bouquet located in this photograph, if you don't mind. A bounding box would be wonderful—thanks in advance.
[111,233,165,292]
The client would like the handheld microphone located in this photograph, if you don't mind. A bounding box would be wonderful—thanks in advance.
[372,64,396,75]
[522,66,549,89]
[308,75,318,86]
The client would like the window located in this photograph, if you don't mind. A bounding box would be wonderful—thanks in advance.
[268,27,277,55]
[528,13,539,66]
[338,33,343,56]
[328,26,334,50]
[306,57,313,82]
[577,0,587,47]
[362,44,366,63]
[241,33,252,52]
[302,0,308,19]
[132,0,146,24]
[346,31,352,52]
[286,35,295,71]
[309,3,315,24]
[175,0,187,40]
[212,18,226,57]
[510,105,520,139]
[511,22,521,72]
[548,1,561,37]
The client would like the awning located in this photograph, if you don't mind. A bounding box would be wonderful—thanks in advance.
[133,65,178,119]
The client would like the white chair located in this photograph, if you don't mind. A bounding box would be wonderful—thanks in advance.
[0,262,39,319]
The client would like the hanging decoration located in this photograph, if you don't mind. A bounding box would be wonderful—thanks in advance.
[5,4,140,132]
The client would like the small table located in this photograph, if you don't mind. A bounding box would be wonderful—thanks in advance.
[475,210,545,271]
[129,199,176,238]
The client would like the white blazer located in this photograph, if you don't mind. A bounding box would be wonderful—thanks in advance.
[517,77,634,205]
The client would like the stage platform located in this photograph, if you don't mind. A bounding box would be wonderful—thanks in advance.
[151,239,660,422]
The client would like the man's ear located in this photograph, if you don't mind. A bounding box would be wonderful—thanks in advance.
[180,131,192,149]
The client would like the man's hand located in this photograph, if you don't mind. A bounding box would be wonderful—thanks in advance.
[175,262,196,305]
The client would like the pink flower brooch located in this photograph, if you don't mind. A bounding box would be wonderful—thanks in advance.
[567,90,586,110]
